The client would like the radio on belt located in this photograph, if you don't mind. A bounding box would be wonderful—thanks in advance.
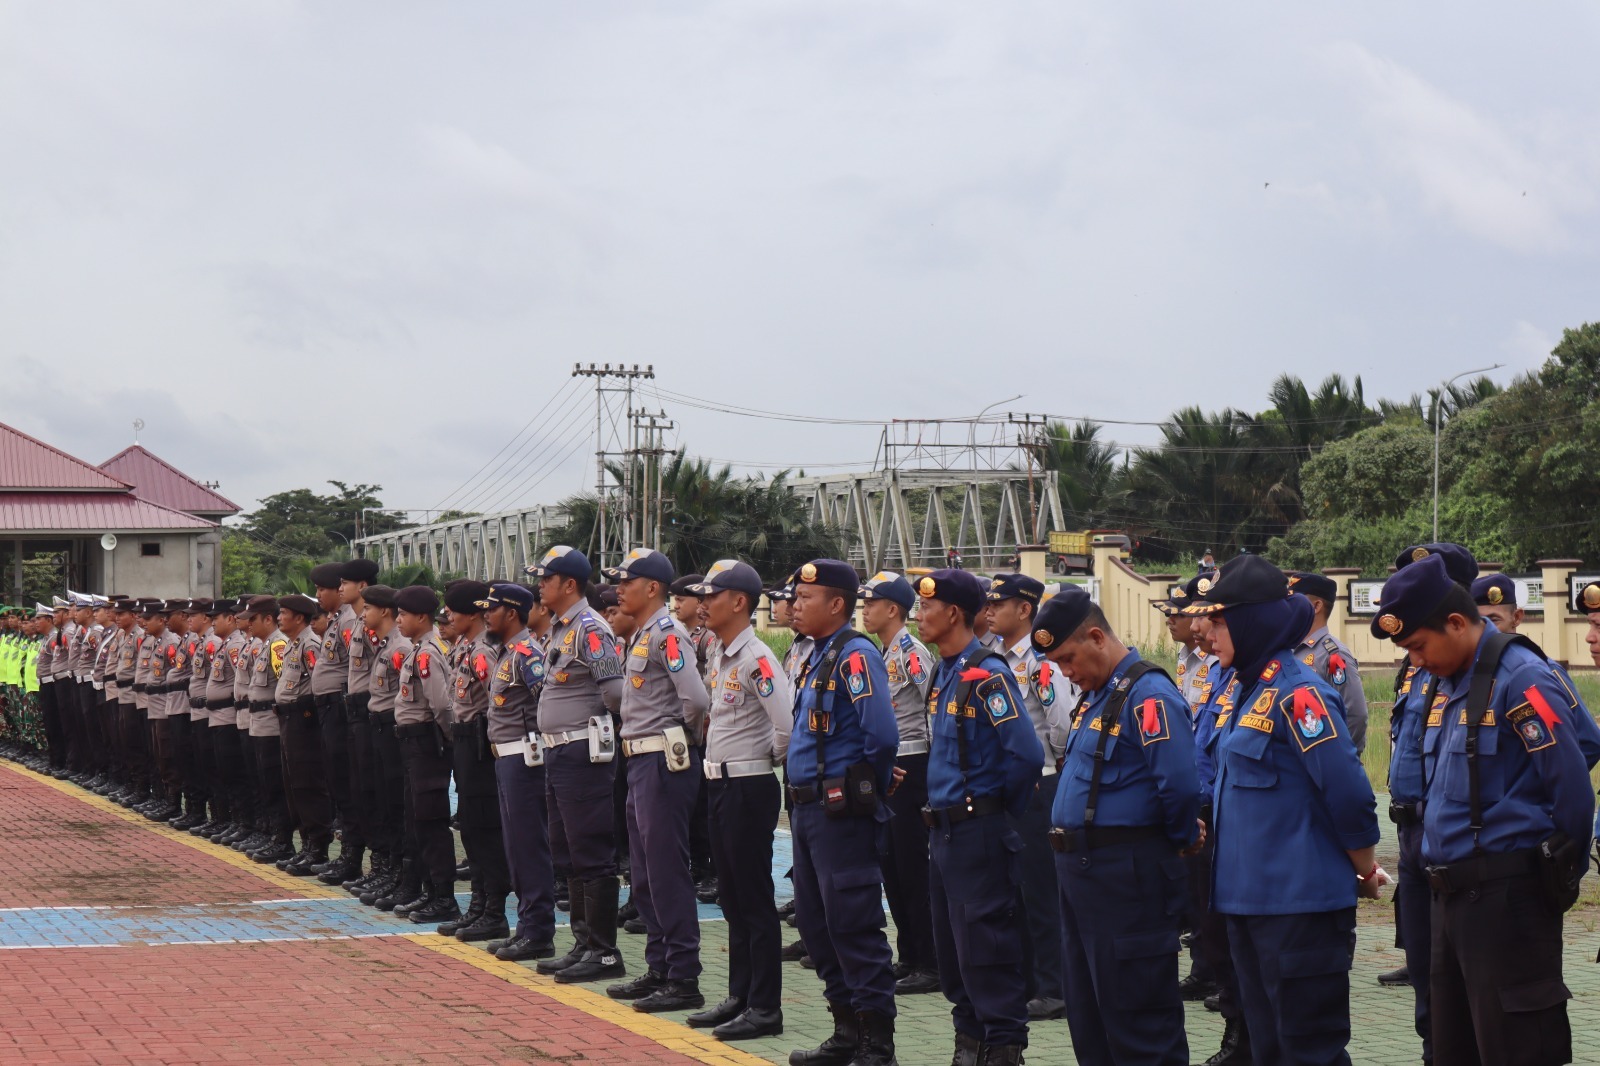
[587,715,615,763]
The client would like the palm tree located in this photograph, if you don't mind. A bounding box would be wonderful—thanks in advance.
[1036,420,1122,525]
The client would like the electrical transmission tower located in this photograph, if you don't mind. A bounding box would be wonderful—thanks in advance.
[571,363,654,570]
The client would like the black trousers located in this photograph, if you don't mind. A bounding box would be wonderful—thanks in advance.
[879,751,937,973]
[398,725,454,893]
[316,692,351,826]
[343,693,374,852]
[370,709,406,858]
[40,682,65,769]
[1432,868,1570,1066]
[117,700,145,791]
[167,712,192,799]
[708,773,782,1011]
[232,724,259,826]
[63,681,88,772]
[452,720,509,896]
[151,717,180,800]
[279,701,332,849]
[251,733,291,838]
[83,686,111,775]
[546,740,618,881]
[188,711,212,809]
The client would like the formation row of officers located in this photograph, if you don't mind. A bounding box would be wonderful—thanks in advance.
[2,540,1597,1066]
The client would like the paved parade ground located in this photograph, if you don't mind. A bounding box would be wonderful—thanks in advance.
[3,759,1598,1066]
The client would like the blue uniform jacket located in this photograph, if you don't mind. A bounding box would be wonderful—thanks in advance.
[1388,663,1430,805]
[1550,659,1600,770]
[786,627,900,795]
[926,638,1043,818]
[1420,625,1596,865]
[1050,650,1201,850]
[1193,665,1238,804]
[1213,654,1379,915]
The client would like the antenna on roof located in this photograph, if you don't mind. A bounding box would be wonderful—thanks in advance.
[132,419,144,444]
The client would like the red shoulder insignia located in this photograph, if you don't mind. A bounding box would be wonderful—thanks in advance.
[305,648,317,670]
[342,628,353,647]
[1525,686,1561,731]
[757,658,774,680]
[959,667,991,682]
[166,645,177,661]
[588,631,603,656]
[418,652,431,678]
[206,640,216,655]
[513,641,532,656]
[473,653,490,681]
[848,651,866,674]
[391,651,405,670]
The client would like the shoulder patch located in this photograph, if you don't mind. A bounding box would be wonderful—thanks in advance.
[843,649,873,699]
[1507,700,1556,752]
[1260,659,1281,682]
[1138,697,1171,744]
[754,656,776,697]
[976,675,1019,725]
[665,633,685,672]
[1284,686,1338,752]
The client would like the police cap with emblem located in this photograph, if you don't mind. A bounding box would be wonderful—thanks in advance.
[1394,542,1477,587]
[1371,552,1454,641]
[1152,574,1203,616]
[1285,571,1338,604]
[1031,583,1094,652]
[310,562,345,590]
[445,580,492,615]
[278,594,319,620]
[395,585,440,616]
[1577,579,1600,615]
[245,595,279,617]
[690,560,764,600]
[669,574,706,598]
[486,582,535,614]
[340,559,380,584]
[1182,555,1289,615]
[361,585,397,610]
[604,548,675,585]
[796,559,859,594]
[987,573,1044,606]
[1471,574,1518,609]
[187,598,213,615]
[206,598,231,615]
[527,545,592,581]
[915,568,987,614]
[858,571,916,612]
[765,583,795,603]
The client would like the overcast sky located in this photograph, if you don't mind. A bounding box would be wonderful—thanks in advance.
[3,2,1597,523]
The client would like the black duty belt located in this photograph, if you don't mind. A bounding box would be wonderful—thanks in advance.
[248,700,273,713]
[205,698,231,710]
[275,697,315,715]
[1388,801,1422,827]
[921,796,1007,827]
[450,719,485,740]
[394,722,435,739]
[1048,824,1166,853]
[313,692,347,708]
[1425,848,1538,895]
[189,697,206,709]
[787,783,822,806]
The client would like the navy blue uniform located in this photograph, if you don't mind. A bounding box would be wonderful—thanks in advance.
[1213,654,1378,1066]
[1190,665,1245,1031]
[1388,662,1435,1060]
[785,627,900,1016]
[924,639,1043,1049]
[1420,626,1595,1066]
[1052,650,1200,1066]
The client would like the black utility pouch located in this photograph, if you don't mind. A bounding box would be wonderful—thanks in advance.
[1538,831,1583,912]
[821,775,850,818]
[844,761,879,817]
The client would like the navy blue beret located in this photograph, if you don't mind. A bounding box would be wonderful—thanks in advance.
[445,580,492,614]
[859,570,916,612]
[1031,584,1094,652]
[1394,542,1477,587]
[395,585,440,616]
[340,558,380,584]
[914,568,986,614]
[1471,574,1518,609]
[1371,552,1453,641]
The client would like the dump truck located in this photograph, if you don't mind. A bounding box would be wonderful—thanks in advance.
[1048,530,1132,574]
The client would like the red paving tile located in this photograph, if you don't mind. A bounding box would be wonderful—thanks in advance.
[0,766,282,908]
[0,936,701,1064]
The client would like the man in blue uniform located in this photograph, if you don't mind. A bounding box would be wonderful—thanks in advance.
[1033,584,1202,1066]
[920,570,1042,1066]
[1374,554,1594,1066]
[785,559,900,1066]
[1186,555,1382,1066]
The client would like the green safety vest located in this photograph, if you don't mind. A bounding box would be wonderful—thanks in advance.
[23,639,40,693]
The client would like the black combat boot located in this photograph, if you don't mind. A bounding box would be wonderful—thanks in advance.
[437,880,484,937]
[1201,1016,1251,1066]
[536,877,586,974]
[553,876,624,983]
[454,893,509,942]
[848,1010,896,1066]
[788,1001,859,1066]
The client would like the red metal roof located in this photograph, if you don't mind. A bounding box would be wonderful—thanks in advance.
[0,493,215,534]
[0,422,131,492]
[99,445,240,515]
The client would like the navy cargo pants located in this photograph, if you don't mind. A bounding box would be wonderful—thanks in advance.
[1228,906,1357,1066]
[789,799,896,1015]
[625,748,703,981]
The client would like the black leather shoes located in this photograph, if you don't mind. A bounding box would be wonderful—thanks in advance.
[607,970,665,1000]
[1027,996,1066,1020]
[713,1008,782,1041]
[495,937,555,962]
[1179,971,1218,1001]
[1377,965,1411,987]
[633,979,704,1014]
[407,896,462,924]
[552,949,625,984]
[687,997,744,1028]
[894,969,940,995]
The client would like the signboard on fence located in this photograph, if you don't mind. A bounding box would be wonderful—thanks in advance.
[1348,574,1545,616]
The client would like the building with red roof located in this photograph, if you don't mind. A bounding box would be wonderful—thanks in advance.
[0,424,238,600]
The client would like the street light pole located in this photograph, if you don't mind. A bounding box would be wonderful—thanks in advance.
[1433,364,1503,541]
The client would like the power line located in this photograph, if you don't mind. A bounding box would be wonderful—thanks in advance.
[429,377,581,514]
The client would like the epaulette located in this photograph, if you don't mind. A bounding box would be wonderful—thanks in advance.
[895,631,914,652]
[657,616,674,631]
[1321,636,1340,654]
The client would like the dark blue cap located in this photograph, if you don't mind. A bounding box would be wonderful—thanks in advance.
[527,545,592,581]
[795,559,859,593]
[859,571,916,612]
[689,560,764,599]
[1371,552,1453,641]
[1031,584,1094,652]
[914,568,987,614]
[1286,571,1338,603]
[1153,574,1204,616]
[1395,543,1477,587]
[766,584,795,603]
[604,548,675,585]
[1471,574,1517,609]
[1182,555,1288,615]
[486,583,535,613]
[1578,580,1600,614]
[987,573,1045,606]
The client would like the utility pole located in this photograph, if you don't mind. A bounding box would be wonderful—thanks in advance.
[1008,413,1049,536]
[571,363,655,571]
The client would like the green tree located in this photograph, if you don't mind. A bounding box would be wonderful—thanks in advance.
[239,481,408,560]
[220,531,269,596]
